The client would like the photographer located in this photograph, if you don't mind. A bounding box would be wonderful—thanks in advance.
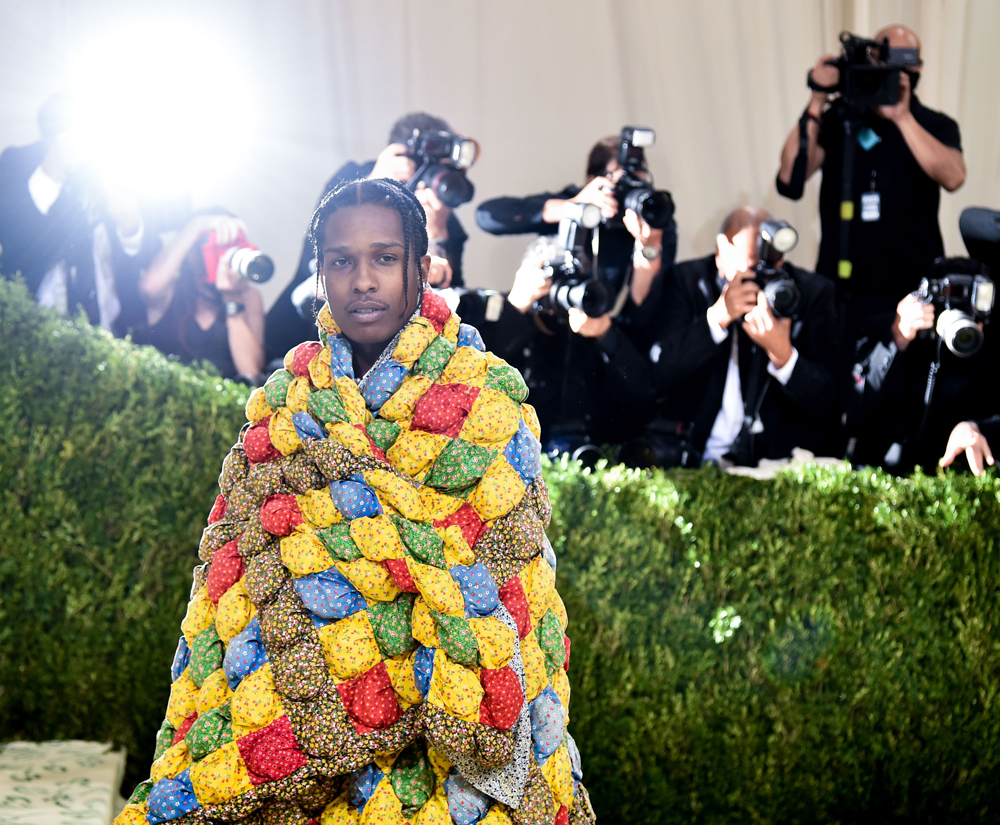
[133,212,265,381]
[0,93,157,335]
[940,418,998,476]
[849,276,999,474]
[777,26,964,345]
[631,207,839,468]
[266,112,471,363]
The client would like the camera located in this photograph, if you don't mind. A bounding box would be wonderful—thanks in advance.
[536,214,610,319]
[404,129,480,208]
[752,219,801,318]
[915,259,994,357]
[608,126,675,229]
[809,31,920,109]
[201,229,274,284]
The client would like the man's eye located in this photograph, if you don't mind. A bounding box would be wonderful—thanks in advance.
[377,254,398,264]
[331,257,350,268]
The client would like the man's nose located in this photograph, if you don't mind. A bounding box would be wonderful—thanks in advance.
[353,262,379,291]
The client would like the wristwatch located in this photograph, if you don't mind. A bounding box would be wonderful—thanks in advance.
[224,300,246,317]
[639,244,661,261]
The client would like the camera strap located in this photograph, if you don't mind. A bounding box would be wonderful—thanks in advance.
[913,337,943,447]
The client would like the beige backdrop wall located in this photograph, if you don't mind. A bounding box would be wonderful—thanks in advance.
[1,0,998,307]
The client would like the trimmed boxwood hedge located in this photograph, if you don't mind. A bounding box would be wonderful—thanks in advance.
[2,277,999,821]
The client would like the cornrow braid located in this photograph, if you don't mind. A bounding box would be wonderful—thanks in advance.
[308,177,429,317]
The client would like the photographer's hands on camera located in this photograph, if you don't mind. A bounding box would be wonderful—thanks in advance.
[891,293,935,351]
[708,274,793,368]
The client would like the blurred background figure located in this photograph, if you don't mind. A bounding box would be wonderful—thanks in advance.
[132,211,265,382]
[0,93,156,335]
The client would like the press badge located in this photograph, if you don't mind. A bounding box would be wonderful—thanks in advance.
[861,191,881,222]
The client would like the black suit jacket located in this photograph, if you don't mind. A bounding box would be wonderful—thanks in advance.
[648,254,840,462]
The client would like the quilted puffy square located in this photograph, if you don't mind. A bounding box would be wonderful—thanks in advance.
[188,625,225,687]
[392,518,447,568]
[317,610,381,680]
[484,361,529,404]
[424,439,496,493]
[414,335,456,381]
[263,369,293,409]
[260,494,305,536]
[459,387,522,447]
[329,477,382,520]
[536,609,568,676]
[236,715,308,785]
[412,645,435,699]
[366,419,401,453]
[315,522,362,562]
[171,713,198,747]
[216,579,255,644]
[364,469,427,521]
[378,374,434,422]
[386,428,450,480]
[327,421,374,456]
[383,558,419,593]
[409,561,465,616]
[497,577,531,640]
[280,530,335,577]
[393,316,439,366]
[502,418,542,485]
[348,762,383,811]
[146,767,199,824]
[521,403,542,442]
[206,540,245,604]
[444,770,492,825]
[433,503,485,551]
[290,341,324,377]
[245,386,273,424]
[350,515,405,561]
[479,666,523,731]
[292,411,326,442]
[336,558,402,603]
[244,416,282,465]
[171,637,191,682]
[411,596,441,649]
[151,740,191,783]
[426,650,484,722]
[186,703,234,761]
[468,456,526,521]
[521,555,556,626]
[223,617,268,690]
[390,742,435,813]
[295,487,342,529]
[286,376,313,413]
[181,587,216,646]
[189,741,255,806]
[195,668,232,714]
[519,631,548,702]
[383,650,423,708]
[456,323,485,352]
[529,687,565,763]
[434,613,479,668]
[411,384,481,437]
[367,593,416,658]
[230,663,283,736]
[361,359,409,410]
[450,563,500,618]
[307,343,333,388]
[269,408,303,456]
[541,744,575,807]
[208,494,227,525]
[307,387,349,426]
[420,289,452,331]
[333,377,372,426]
[327,336,354,379]
[293,567,366,620]
[440,346,489,386]
[336,662,402,733]
[468,617,516,670]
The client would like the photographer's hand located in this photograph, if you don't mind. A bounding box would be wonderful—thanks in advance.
[876,71,966,191]
[623,208,664,305]
[743,292,793,368]
[707,272,760,330]
[371,143,417,183]
[940,421,994,475]
[415,183,452,243]
[891,293,935,351]
[426,255,452,289]
[568,308,611,338]
[508,263,551,313]
[570,176,618,219]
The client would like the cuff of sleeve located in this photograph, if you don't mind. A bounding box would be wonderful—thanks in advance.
[706,311,728,345]
[117,218,145,256]
[767,347,799,385]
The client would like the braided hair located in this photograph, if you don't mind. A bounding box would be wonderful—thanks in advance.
[308,177,429,317]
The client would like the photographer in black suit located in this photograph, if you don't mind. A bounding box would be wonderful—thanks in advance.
[632,207,839,467]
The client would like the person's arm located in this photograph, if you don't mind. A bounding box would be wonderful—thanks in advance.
[476,190,572,236]
[213,253,264,378]
[778,55,837,188]
[876,72,965,191]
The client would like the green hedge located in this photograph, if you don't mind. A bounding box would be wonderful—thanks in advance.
[2,277,999,821]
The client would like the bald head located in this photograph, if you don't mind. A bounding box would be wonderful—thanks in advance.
[874,25,922,59]
[716,206,772,281]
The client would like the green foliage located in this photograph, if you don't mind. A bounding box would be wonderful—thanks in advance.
[0,279,247,790]
[547,459,1000,823]
[2,279,999,820]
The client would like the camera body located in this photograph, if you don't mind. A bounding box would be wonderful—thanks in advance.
[201,229,274,285]
[608,126,675,229]
[752,219,801,318]
[915,259,994,357]
[404,129,480,208]
[810,31,920,109]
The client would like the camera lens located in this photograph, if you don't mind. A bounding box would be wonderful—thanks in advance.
[230,248,275,284]
[552,279,609,317]
[937,308,983,357]
[763,278,801,318]
[624,188,675,229]
[426,167,474,208]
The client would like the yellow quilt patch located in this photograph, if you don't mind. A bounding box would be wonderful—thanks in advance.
[335,558,401,603]
[189,741,255,806]
[280,529,334,577]
[230,664,283,736]
[350,515,405,561]
[426,649,483,722]
[318,611,381,680]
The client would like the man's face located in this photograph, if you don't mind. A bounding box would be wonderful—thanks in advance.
[319,204,425,346]
[716,227,759,282]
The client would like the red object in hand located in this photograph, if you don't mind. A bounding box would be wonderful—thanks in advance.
[201,229,259,285]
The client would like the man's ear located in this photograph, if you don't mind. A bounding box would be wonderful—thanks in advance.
[419,254,432,286]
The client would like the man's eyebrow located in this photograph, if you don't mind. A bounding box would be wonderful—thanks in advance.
[323,241,404,254]
[371,241,404,250]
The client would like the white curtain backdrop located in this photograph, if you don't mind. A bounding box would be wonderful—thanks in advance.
[1,0,998,306]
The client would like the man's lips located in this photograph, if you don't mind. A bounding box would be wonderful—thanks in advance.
[346,300,388,321]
